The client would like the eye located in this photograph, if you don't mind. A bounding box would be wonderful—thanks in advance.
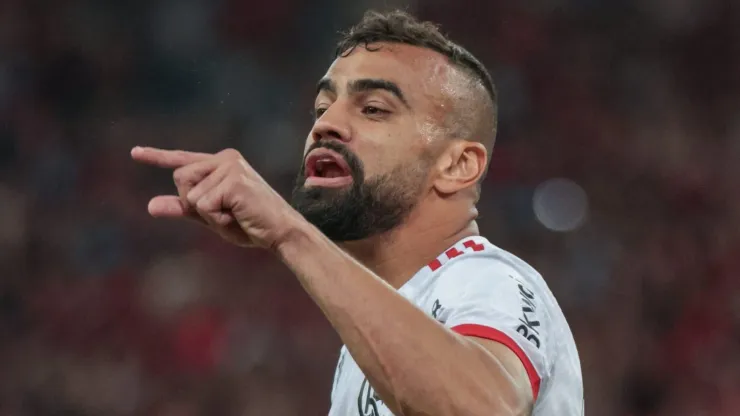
[313,107,327,120]
[362,106,389,117]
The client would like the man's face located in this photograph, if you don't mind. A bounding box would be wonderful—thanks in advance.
[290,43,452,242]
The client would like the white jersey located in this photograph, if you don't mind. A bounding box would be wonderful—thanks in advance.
[329,236,583,416]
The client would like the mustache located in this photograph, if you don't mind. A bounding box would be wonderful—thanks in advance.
[301,141,364,179]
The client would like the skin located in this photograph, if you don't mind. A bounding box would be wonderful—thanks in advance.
[131,42,533,415]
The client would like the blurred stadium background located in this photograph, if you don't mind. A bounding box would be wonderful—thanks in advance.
[1,0,739,414]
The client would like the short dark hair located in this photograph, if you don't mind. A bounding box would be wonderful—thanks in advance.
[335,10,497,118]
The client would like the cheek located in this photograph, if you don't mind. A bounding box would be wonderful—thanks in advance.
[354,124,424,176]
[355,140,394,175]
[363,149,415,180]
[416,117,446,145]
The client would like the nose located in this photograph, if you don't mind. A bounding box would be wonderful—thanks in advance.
[311,105,351,144]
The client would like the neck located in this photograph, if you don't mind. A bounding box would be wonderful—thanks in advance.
[339,206,479,289]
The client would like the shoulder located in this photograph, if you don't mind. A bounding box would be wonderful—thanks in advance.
[424,237,558,398]
[426,237,557,352]
[429,236,549,306]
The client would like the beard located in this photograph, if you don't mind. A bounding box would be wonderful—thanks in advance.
[290,141,427,242]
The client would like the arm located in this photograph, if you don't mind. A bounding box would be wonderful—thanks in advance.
[129,147,535,415]
[276,222,533,416]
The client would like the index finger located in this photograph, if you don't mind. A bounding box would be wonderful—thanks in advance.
[131,146,212,168]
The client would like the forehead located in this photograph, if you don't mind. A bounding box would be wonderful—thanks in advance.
[323,43,462,103]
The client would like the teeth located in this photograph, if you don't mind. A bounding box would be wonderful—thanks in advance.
[315,158,338,176]
[311,155,349,179]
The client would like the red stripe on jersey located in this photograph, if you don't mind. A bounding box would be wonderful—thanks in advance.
[427,238,486,271]
[451,324,541,400]
[445,247,464,259]
[463,240,485,252]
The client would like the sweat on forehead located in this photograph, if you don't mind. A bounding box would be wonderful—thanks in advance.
[393,45,489,140]
[423,62,482,118]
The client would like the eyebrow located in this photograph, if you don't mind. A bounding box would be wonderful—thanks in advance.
[316,78,337,95]
[316,77,410,108]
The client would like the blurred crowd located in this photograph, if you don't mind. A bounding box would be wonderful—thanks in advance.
[0,0,738,414]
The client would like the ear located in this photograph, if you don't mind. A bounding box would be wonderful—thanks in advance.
[432,140,487,194]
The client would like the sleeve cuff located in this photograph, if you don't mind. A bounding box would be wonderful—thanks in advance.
[452,323,541,400]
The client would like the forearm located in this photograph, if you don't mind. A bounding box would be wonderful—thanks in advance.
[275,222,523,415]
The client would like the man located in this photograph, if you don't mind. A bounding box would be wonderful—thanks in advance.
[132,10,583,416]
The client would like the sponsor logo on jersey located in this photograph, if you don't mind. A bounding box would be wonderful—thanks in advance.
[431,299,446,323]
[357,378,382,416]
[515,283,541,349]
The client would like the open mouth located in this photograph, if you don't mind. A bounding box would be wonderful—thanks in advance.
[304,148,354,187]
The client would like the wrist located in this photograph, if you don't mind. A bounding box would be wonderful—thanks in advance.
[271,211,317,257]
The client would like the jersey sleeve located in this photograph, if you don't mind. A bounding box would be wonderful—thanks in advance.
[431,254,552,399]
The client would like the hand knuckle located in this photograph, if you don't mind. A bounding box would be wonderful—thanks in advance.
[186,193,198,206]
[238,159,251,171]
[173,169,186,185]
[196,197,209,212]
[220,148,240,158]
